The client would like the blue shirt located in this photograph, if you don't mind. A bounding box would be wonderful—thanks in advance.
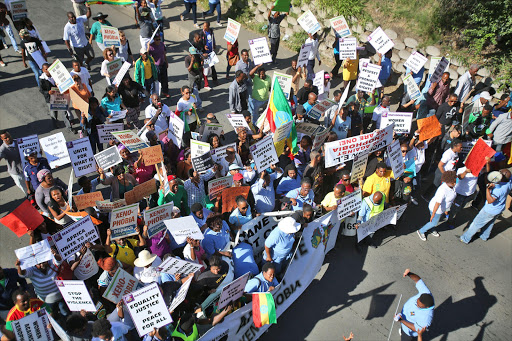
[264,227,295,263]
[202,226,231,257]
[232,242,259,279]
[101,95,122,115]
[244,272,279,293]
[229,206,253,227]
[252,173,280,213]
[405,66,425,86]
[285,188,315,211]
[23,158,51,191]
[378,56,392,84]
[203,30,214,52]
[276,176,301,195]
[303,101,314,114]
[401,279,434,337]
[192,208,212,228]
[357,196,376,224]
[483,181,512,215]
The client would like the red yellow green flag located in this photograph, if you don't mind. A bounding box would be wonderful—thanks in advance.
[252,292,277,328]
[86,0,136,5]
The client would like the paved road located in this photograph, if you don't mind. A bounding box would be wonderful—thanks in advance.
[0,1,511,340]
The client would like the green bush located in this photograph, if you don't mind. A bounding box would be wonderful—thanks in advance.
[287,31,310,52]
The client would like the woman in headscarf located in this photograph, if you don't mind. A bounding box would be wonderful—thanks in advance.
[34,169,67,216]
[98,164,138,201]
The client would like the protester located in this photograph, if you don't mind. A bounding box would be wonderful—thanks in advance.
[305,33,321,80]
[244,262,279,293]
[100,46,124,85]
[63,4,93,69]
[89,12,112,51]
[267,6,286,64]
[135,47,158,94]
[19,29,45,87]
[0,131,26,195]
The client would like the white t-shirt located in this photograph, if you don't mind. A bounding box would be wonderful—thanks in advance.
[145,103,171,135]
[428,182,456,214]
[408,142,428,173]
[373,105,389,128]
[440,148,459,171]
[70,67,92,92]
[177,97,198,124]
[455,167,478,196]
[318,81,331,101]
[74,249,99,280]
[333,116,351,140]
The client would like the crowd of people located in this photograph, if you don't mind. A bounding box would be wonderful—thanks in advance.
[0,0,512,340]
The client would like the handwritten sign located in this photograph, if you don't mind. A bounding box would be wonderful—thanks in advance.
[356,61,382,92]
[144,203,173,238]
[106,58,123,78]
[218,272,250,310]
[417,115,442,141]
[297,43,312,68]
[98,123,124,143]
[140,145,163,166]
[404,51,428,74]
[298,10,321,34]
[67,137,95,177]
[103,268,139,304]
[250,135,278,172]
[165,215,203,244]
[110,204,139,240]
[249,37,272,65]
[387,140,404,179]
[14,240,52,270]
[357,207,397,242]
[380,112,413,133]
[48,59,73,93]
[167,112,185,148]
[339,37,357,60]
[224,18,241,44]
[111,130,149,152]
[101,26,120,47]
[330,15,351,38]
[367,26,394,54]
[73,191,104,210]
[464,138,496,176]
[56,280,96,312]
[52,216,99,260]
[208,176,234,200]
[124,178,157,205]
[40,132,70,168]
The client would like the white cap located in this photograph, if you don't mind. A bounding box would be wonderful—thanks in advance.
[278,217,301,234]
[480,91,492,101]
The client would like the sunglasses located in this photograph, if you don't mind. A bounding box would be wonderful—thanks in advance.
[240,206,248,210]
[401,150,408,153]
[342,178,350,181]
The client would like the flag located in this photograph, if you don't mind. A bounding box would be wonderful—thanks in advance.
[252,293,277,328]
[266,78,298,153]
[86,0,136,5]
[0,200,43,237]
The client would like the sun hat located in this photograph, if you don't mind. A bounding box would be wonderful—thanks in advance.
[92,12,108,20]
[134,250,158,268]
[277,217,301,234]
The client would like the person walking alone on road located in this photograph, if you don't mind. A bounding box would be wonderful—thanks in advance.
[267,6,286,64]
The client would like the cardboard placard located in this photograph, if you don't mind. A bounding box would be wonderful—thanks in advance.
[250,135,278,172]
[297,43,312,68]
[217,272,250,310]
[461,139,492,155]
[295,122,320,136]
[124,178,157,205]
[367,26,394,54]
[106,58,123,77]
[144,203,173,239]
[330,15,351,38]
[156,256,203,276]
[249,37,272,65]
[273,121,293,152]
[94,145,122,170]
[339,37,357,60]
[67,137,96,177]
[111,130,149,153]
[40,132,70,168]
[387,140,404,179]
[464,138,496,176]
[101,26,121,47]
[356,61,382,92]
[140,145,164,166]
[73,191,104,210]
[417,115,442,141]
[336,189,362,221]
[403,51,428,74]
[48,59,73,93]
[350,151,369,182]
[55,280,97,312]
[297,10,321,34]
[208,176,234,201]
[95,199,126,213]
[14,239,52,270]
[102,268,139,304]
[1,200,43,237]
[221,186,250,214]
[52,215,99,260]
[167,112,185,148]
[12,310,53,341]
[110,204,139,240]
[224,18,241,44]
[380,112,413,133]
[69,87,89,114]
[165,215,203,244]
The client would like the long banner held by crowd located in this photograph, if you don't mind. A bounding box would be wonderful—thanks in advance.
[53,215,99,260]
[357,207,398,242]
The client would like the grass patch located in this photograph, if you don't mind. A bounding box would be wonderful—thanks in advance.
[287,31,309,52]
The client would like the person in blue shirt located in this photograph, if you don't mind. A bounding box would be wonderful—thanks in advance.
[286,178,315,211]
[460,169,512,244]
[202,213,232,257]
[228,196,253,229]
[190,202,212,230]
[244,262,279,293]
[303,92,317,116]
[276,164,301,195]
[263,216,300,274]
[23,148,51,196]
[397,269,434,340]
[232,242,259,279]
[251,165,283,213]
[377,50,393,87]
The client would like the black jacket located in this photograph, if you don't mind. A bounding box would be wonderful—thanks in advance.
[0,268,27,310]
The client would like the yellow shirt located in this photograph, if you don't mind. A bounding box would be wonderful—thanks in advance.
[143,59,152,79]
[342,56,359,81]
[109,238,140,266]
[321,191,348,208]
[362,171,393,203]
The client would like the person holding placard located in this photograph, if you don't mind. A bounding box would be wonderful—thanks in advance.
[80,97,109,153]
[100,46,125,85]
[99,164,138,201]
[426,72,450,111]
[70,60,93,94]
[285,178,315,211]
[229,70,249,114]
[133,250,162,285]
[15,256,62,305]
[101,86,126,123]
[89,12,112,51]
[286,59,306,99]
[118,75,147,129]
[177,85,200,133]
[19,29,45,87]
[235,49,259,110]
[331,106,352,140]
[321,184,347,212]
[184,166,218,209]
[304,33,321,80]
[70,74,91,113]
[158,178,190,214]
[252,165,283,214]
[5,289,46,332]
[267,6,286,64]
[296,79,319,105]
[370,95,390,131]
[226,38,239,79]
[377,51,392,89]
[135,46,158,94]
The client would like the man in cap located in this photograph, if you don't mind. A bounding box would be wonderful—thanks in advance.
[471,90,492,114]
[63,3,93,70]
[19,29,46,87]
[135,47,158,94]
[22,148,50,196]
[89,12,112,51]
[0,130,26,195]
[263,216,301,274]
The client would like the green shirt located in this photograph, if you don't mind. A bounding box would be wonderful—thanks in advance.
[158,185,190,215]
[90,20,112,44]
[252,75,272,102]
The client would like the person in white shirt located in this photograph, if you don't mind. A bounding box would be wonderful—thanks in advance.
[417,171,457,241]
[63,5,94,69]
[305,33,321,81]
[371,95,390,131]
[177,85,199,132]
[434,138,462,186]
[219,147,243,177]
[454,65,479,102]
[70,59,93,93]
[323,89,342,126]
[145,93,170,136]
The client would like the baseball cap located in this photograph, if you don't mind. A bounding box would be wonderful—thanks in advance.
[233,173,243,181]
[24,148,37,156]
[229,164,242,171]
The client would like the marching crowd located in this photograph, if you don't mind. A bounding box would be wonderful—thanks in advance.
[1,0,512,340]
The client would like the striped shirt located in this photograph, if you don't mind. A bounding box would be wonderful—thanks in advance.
[183,169,215,208]
[22,263,59,301]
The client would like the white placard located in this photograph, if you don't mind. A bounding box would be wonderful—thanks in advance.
[94,145,122,170]
[339,37,357,60]
[208,176,234,201]
[144,203,173,239]
[297,10,321,34]
[110,204,139,240]
[112,61,132,86]
[168,112,185,148]
[40,132,70,168]
[67,169,73,208]
[396,204,408,221]
[109,110,127,121]
[403,51,428,74]
[313,70,325,95]
[429,56,450,83]
[367,26,394,54]
[250,135,278,172]
[224,18,241,44]
[156,256,203,276]
[217,272,250,310]
[380,112,413,133]
[102,268,139,304]
[17,134,42,170]
[330,15,351,38]
[67,137,95,177]
[55,280,96,312]
[52,215,99,260]
[308,99,337,121]
[204,51,220,67]
[14,239,52,270]
[98,123,124,143]
[48,59,73,93]
[297,43,312,68]
[111,130,149,153]
[168,276,193,312]
[48,313,69,341]
[210,143,237,164]
[351,150,369,181]
[12,309,53,341]
[403,74,422,100]
[336,189,362,221]
[356,61,382,92]
[191,139,211,159]
[272,71,293,99]
[226,113,251,132]
[201,124,223,142]
[165,215,203,244]
[357,207,397,242]
[101,26,120,47]
[74,248,99,280]
[387,140,404,179]
[123,283,173,337]
[273,121,293,145]
[248,37,272,65]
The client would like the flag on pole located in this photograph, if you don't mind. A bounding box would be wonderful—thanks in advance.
[86,0,136,5]
[266,78,298,153]
[252,292,277,328]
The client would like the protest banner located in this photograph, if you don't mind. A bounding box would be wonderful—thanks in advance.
[48,59,74,93]
[48,314,69,341]
[350,151,369,182]
[250,135,278,172]
[55,280,96,312]
[50,88,70,111]
[403,51,428,74]
[101,26,120,47]
[102,268,139,304]
[417,115,442,141]
[73,191,104,210]
[222,186,251,213]
[144,203,173,239]
[111,130,149,152]
[357,207,397,242]
[380,112,413,133]
[124,178,157,205]
[168,112,185,147]
[272,71,293,99]
[218,272,250,310]
[191,139,211,159]
[313,70,325,95]
[312,126,331,151]
[123,283,173,337]
[336,189,362,221]
[403,74,422,100]
[356,61,382,92]
[297,43,312,68]
[97,123,124,143]
[69,88,89,115]
[168,276,193,312]
[67,137,95,177]
[9,0,28,21]
[95,199,126,212]
[40,132,70,168]
[325,123,394,167]
[249,37,272,65]
[12,309,53,341]
[297,10,321,34]
[1,200,43,237]
[330,15,351,38]
[428,56,450,83]
[140,145,164,166]
[308,99,338,121]
[273,0,291,12]
[94,145,122,170]
[461,139,492,154]
[52,215,99,260]
[110,204,139,240]
[396,204,408,221]
[208,176,234,201]
[224,18,241,44]
[14,239,52,270]
[201,123,223,142]
[112,61,131,86]
[367,26,394,54]
[339,37,357,60]
[387,140,404,179]
[226,113,251,132]
[192,151,214,173]
[210,143,237,164]
[157,256,203,276]
[165,215,203,244]
[465,138,496,176]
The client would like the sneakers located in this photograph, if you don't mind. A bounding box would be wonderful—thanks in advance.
[411,197,418,206]
[194,23,200,29]
[216,22,223,27]
[417,230,427,241]
[0,61,5,67]
[15,50,22,54]
[431,230,440,237]
[204,86,212,91]
[180,14,184,21]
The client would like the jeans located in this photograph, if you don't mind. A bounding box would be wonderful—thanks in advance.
[250,98,267,122]
[143,77,155,94]
[204,2,221,23]
[419,211,442,234]
[157,64,169,94]
[10,173,27,195]
[226,54,233,77]
[460,209,498,243]
[306,59,315,80]
[181,2,197,24]
[1,24,19,51]
[270,37,279,62]
[188,73,201,91]
[89,132,103,154]
[447,193,473,224]
[28,60,42,87]
[193,87,202,109]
